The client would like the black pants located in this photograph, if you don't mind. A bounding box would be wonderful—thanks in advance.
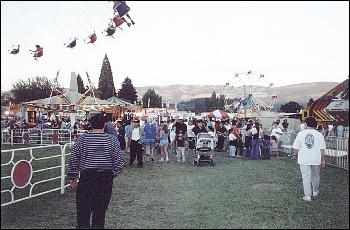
[217,136,225,150]
[130,140,143,166]
[262,147,271,160]
[76,171,113,229]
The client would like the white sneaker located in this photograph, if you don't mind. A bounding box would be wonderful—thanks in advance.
[159,158,164,162]
[303,196,312,202]
[312,191,319,197]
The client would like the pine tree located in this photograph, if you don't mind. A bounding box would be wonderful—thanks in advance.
[76,73,86,94]
[117,77,138,103]
[204,97,211,111]
[97,54,116,100]
[142,88,162,108]
[218,94,225,110]
[210,91,218,110]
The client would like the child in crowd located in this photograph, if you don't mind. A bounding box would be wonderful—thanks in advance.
[169,124,177,153]
[228,129,237,157]
[244,124,252,159]
[207,126,216,150]
[261,135,271,160]
[176,131,186,163]
[237,132,244,157]
[270,135,278,157]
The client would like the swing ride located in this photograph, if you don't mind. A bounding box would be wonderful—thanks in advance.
[8,1,135,59]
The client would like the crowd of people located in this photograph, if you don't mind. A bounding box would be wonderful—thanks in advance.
[1,112,343,227]
[2,113,348,151]
[66,113,333,228]
[317,122,346,138]
[2,115,72,131]
[90,116,298,166]
[98,114,350,167]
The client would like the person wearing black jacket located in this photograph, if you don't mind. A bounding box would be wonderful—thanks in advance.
[192,120,207,136]
[175,117,187,136]
[116,120,126,158]
[215,122,227,151]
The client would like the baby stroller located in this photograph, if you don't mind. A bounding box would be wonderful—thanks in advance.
[193,133,215,166]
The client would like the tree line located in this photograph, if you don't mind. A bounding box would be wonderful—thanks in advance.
[4,54,137,105]
[2,53,308,113]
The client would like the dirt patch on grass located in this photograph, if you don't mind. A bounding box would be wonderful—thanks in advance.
[250,183,283,191]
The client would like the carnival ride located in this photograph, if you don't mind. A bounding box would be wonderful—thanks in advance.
[224,70,277,117]
[7,1,134,60]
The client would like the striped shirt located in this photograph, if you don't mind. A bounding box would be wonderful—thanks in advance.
[67,132,124,180]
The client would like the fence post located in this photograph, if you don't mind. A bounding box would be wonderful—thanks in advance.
[41,129,43,146]
[336,138,339,168]
[60,144,66,194]
[11,130,13,146]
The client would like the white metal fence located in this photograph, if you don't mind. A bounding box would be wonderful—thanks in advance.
[1,129,88,146]
[278,132,349,170]
[1,129,347,207]
[1,143,73,207]
[323,136,348,170]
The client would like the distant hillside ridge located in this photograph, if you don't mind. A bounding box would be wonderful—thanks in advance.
[135,82,339,104]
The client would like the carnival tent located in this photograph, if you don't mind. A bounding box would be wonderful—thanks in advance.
[208,109,229,119]
[106,96,134,107]
[23,72,110,107]
[236,109,278,119]
[24,94,109,106]
[302,78,348,123]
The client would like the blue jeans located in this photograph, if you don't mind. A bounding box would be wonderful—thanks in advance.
[250,139,261,160]
[240,146,244,156]
[229,146,236,156]
[120,149,126,158]
[245,146,250,158]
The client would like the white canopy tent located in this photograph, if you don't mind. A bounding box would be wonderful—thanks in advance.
[23,72,111,126]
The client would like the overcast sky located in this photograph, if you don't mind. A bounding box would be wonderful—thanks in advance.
[1,1,349,92]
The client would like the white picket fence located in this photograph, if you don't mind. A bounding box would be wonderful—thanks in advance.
[1,143,73,207]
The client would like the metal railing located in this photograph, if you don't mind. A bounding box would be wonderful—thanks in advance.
[278,131,348,170]
[1,143,73,207]
[1,128,85,146]
[323,136,348,170]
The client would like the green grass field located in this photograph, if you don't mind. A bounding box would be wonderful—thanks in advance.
[1,145,349,229]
